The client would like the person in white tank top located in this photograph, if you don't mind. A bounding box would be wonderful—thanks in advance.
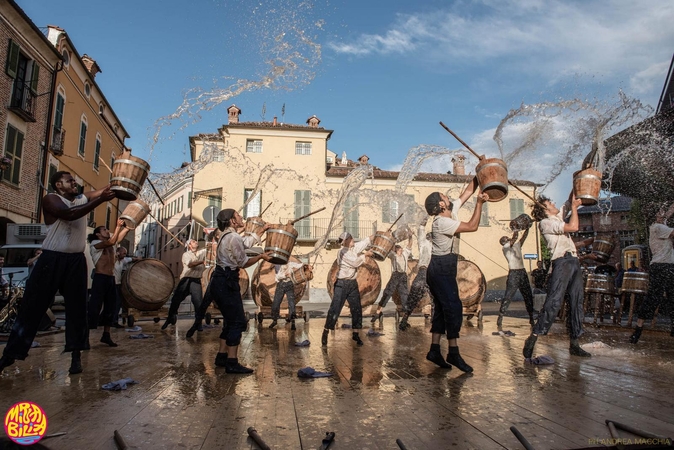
[0,171,115,376]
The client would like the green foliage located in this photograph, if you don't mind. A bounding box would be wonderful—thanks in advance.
[540,234,551,266]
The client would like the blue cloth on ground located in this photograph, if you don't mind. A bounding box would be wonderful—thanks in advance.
[525,355,555,365]
[102,378,138,391]
[367,329,384,336]
[129,333,154,339]
[297,367,332,378]
[294,340,310,347]
[125,326,142,332]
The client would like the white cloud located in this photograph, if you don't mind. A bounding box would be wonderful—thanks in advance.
[630,60,672,94]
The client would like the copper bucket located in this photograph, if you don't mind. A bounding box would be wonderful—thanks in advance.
[369,231,396,261]
[476,158,508,202]
[573,168,602,206]
[264,223,298,264]
[110,152,150,201]
[592,239,615,263]
[119,199,150,230]
[244,217,266,237]
[121,259,174,311]
[290,264,313,285]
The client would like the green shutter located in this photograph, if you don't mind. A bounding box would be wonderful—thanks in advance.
[30,61,39,94]
[382,201,390,223]
[6,40,20,79]
[54,94,64,129]
[11,130,23,185]
[480,203,489,226]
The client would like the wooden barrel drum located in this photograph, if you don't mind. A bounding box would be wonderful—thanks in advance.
[121,259,174,311]
[457,260,487,313]
[476,158,508,202]
[592,239,615,263]
[621,272,648,294]
[327,256,381,308]
[369,231,396,261]
[585,273,613,294]
[120,199,150,230]
[251,257,308,307]
[392,259,431,313]
[110,152,150,201]
[264,223,298,264]
[201,266,249,298]
[573,168,602,206]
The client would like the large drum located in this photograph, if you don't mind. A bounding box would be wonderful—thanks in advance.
[244,216,266,237]
[592,239,615,263]
[251,257,308,307]
[573,168,601,206]
[476,157,508,202]
[457,260,486,313]
[201,266,249,298]
[121,259,174,311]
[327,256,381,307]
[264,223,298,264]
[120,199,150,230]
[110,152,150,201]
[585,273,613,294]
[392,259,431,313]
[369,231,396,261]
[622,272,649,294]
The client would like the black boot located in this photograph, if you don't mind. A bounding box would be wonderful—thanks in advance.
[352,332,364,346]
[447,346,473,373]
[523,334,537,359]
[398,317,409,331]
[426,344,452,369]
[629,326,643,344]
[186,320,202,338]
[291,319,296,331]
[269,320,277,329]
[100,332,118,347]
[321,329,329,346]
[569,340,591,357]
[214,352,228,367]
[225,358,253,374]
[370,313,379,323]
[69,350,82,374]
[0,355,16,374]
[496,314,503,328]
[161,314,176,330]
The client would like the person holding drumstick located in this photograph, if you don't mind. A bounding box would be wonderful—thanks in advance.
[269,261,304,330]
[210,209,271,374]
[497,228,534,327]
[370,236,413,324]
[399,222,432,331]
[424,176,486,373]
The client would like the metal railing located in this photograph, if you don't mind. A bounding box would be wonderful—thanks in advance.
[51,127,65,155]
[280,217,377,241]
[9,84,35,121]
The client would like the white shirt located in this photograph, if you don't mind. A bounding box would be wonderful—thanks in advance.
[431,198,462,256]
[42,194,88,253]
[539,206,577,261]
[502,241,525,270]
[649,223,674,264]
[417,225,432,268]
[114,256,133,284]
[216,228,258,270]
[275,262,303,283]
[336,238,371,280]
[389,248,411,273]
[180,248,207,278]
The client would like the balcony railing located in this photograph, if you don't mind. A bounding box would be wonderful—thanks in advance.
[280,218,377,241]
[51,127,65,155]
[8,83,35,122]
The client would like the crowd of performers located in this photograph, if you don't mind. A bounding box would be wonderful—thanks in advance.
[1,170,674,376]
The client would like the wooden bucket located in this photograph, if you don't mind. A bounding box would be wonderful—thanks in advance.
[201,266,249,297]
[327,256,381,307]
[290,264,314,285]
[244,217,266,237]
[585,273,613,294]
[110,152,150,201]
[264,223,298,264]
[476,158,508,202]
[369,231,396,261]
[392,259,431,313]
[509,214,533,231]
[251,257,307,307]
[573,168,602,206]
[592,239,615,263]
[119,199,150,230]
[457,260,486,313]
[622,272,649,294]
[121,259,174,311]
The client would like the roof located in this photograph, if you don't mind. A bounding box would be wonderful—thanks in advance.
[577,195,633,214]
[5,0,62,61]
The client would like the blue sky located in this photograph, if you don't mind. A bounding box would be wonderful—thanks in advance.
[19,0,674,200]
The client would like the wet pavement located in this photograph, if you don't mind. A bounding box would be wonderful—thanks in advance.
[1,313,674,449]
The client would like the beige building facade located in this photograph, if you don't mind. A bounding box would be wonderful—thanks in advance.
[175,105,540,300]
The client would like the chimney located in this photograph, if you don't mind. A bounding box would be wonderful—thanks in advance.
[81,54,101,79]
[452,155,466,175]
[272,116,277,126]
[306,115,320,128]
[227,105,242,124]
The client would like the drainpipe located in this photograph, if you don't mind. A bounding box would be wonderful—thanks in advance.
[36,60,63,222]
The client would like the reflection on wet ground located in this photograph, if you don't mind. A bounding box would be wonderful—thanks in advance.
[1,315,673,449]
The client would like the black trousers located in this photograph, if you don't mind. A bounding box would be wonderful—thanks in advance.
[88,273,116,328]
[637,263,674,321]
[405,267,429,314]
[378,272,408,308]
[324,279,362,330]
[533,254,584,339]
[3,250,89,360]
[271,280,296,319]
[210,266,246,346]
[427,253,462,339]
[499,269,534,317]
[167,277,203,317]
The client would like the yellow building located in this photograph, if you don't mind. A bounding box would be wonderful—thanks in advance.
[44,26,130,233]
[179,105,540,301]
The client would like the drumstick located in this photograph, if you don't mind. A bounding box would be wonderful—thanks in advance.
[290,206,326,225]
[146,210,185,246]
[508,180,545,208]
[439,122,483,161]
[145,177,165,206]
[386,213,404,233]
[99,158,113,174]
[259,202,273,218]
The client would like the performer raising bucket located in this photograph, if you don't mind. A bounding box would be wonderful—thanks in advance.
[424,176,487,373]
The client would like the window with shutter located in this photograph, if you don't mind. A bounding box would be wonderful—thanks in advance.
[78,120,87,157]
[294,190,311,238]
[344,194,359,238]
[2,124,24,185]
[243,189,261,219]
[5,40,20,79]
[509,198,525,220]
[246,139,263,153]
[30,61,39,94]
[93,138,101,170]
[479,202,490,226]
